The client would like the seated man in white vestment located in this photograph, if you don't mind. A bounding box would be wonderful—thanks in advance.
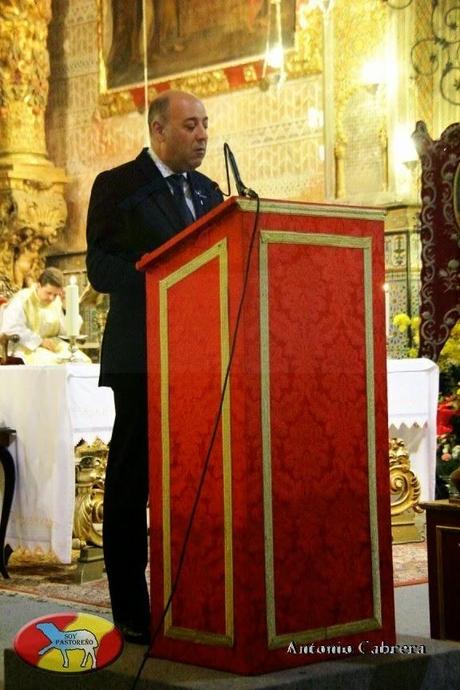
[2,267,89,364]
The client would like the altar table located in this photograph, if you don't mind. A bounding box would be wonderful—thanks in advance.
[0,364,114,564]
[387,358,439,502]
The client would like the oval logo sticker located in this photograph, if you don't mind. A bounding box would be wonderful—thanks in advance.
[14,612,123,673]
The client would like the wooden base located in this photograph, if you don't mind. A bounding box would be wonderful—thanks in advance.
[392,508,425,544]
[419,500,460,641]
[74,545,105,584]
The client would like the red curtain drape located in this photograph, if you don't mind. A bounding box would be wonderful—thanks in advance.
[413,121,460,362]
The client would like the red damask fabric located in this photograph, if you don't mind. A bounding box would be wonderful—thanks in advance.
[143,200,395,673]
[413,121,460,361]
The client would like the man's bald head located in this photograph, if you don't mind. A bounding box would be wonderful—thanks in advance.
[148,90,209,172]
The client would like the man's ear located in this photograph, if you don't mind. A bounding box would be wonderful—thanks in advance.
[151,120,165,142]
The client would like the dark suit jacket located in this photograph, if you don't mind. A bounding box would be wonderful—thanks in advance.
[86,148,223,386]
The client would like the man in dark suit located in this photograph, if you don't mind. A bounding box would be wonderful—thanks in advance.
[86,90,223,644]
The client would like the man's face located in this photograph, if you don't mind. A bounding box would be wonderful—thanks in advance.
[152,94,208,172]
[36,283,61,305]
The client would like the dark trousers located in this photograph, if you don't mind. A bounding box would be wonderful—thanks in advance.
[104,376,150,630]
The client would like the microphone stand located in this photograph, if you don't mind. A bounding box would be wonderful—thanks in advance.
[224,143,258,199]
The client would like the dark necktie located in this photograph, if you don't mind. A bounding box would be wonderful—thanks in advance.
[168,174,195,226]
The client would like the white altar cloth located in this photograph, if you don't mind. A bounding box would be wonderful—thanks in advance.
[0,364,114,563]
[387,358,439,502]
[0,358,439,562]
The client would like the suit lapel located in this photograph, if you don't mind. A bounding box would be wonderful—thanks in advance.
[135,149,186,233]
[134,149,218,231]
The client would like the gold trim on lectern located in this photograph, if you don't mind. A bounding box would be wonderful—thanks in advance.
[237,198,387,221]
[158,239,234,646]
[259,230,382,649]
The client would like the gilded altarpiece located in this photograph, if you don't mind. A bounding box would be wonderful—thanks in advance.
[0,0,67,293]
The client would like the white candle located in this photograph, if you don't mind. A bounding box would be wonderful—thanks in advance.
[383,282,390,339]
[65,276,80,337]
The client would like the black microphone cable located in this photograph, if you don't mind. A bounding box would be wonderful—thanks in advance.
[130,191,261,690]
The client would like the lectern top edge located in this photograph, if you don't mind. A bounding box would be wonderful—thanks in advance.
[136,196,387,272]
[237,197,387,221]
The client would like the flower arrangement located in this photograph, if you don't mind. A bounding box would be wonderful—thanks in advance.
[436,417,460,498]
[438,431,460,462]
[392,313,420,358]
[438,321,460,371]
[392,314,460,497]
[436,358,460,498]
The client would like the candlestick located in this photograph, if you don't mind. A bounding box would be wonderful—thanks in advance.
[65,276,80,337]
[383,282,390,339]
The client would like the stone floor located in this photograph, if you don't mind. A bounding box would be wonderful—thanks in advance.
[3,583,458,690]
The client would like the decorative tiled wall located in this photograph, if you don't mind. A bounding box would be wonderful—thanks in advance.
[203,80,325,202]
[45,0,430,359]
[343,90,386,199]
[384,206,422,359]
[46,0,325,257]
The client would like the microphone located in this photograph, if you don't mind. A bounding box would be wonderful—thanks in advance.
[224,143,258,199]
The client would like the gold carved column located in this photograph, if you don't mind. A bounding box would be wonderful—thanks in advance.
[0,0,67,294]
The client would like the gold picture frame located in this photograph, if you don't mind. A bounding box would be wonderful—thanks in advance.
[97,0,322,117]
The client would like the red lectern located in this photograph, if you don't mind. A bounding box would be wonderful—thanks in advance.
[138,198,395,674]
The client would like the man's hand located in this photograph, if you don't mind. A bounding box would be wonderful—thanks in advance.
[41,338,59,352]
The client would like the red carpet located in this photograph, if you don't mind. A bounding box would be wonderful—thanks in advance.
[392,540,428,587]
[0,554,111,610]
[0,541,427,608]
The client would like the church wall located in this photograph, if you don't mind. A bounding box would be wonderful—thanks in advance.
[42,0,453,359]
[45,0,324,260]
[46,0,447,261]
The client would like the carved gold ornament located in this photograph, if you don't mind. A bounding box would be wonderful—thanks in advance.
[73,439,109,549]
[0,0,68,290]
[0,0,52,160]
[389,437,424,544]
[389,437,422,515]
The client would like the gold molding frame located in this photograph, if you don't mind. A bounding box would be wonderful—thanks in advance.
[158,239,234,646]
[259,229,382,648]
